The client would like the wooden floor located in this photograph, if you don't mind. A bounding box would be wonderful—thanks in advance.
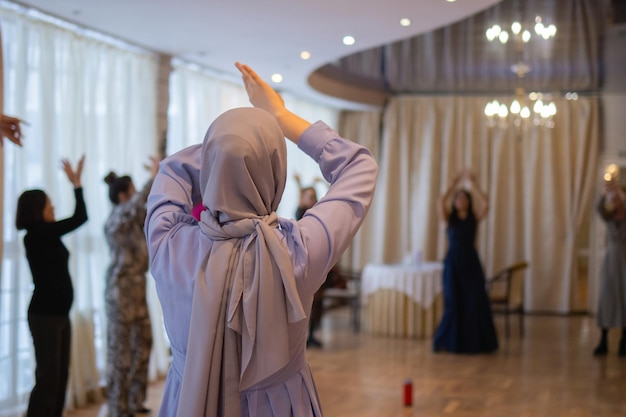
[68,309,626,417]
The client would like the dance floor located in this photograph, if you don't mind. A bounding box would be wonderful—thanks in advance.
[69,309,626,417]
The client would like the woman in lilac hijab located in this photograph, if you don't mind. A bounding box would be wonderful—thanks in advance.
[145,63,378,416]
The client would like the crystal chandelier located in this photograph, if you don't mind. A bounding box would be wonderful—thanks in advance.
[485,17,557,45]
[483,16,559,129]
[484,90,559,129]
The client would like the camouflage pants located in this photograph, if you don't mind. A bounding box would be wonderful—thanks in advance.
[106,314,152,417]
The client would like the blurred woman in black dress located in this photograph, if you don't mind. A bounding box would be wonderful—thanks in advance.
[433,169,498,354]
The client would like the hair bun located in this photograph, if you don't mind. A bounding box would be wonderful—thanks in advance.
[104,171,118,185]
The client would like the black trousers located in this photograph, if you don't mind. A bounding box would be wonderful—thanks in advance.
[26,312,71,417]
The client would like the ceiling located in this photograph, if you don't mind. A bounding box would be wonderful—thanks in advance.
[11,0,502,109]
[320,0,612,102]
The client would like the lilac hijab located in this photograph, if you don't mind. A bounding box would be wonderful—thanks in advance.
[177,108,307,416]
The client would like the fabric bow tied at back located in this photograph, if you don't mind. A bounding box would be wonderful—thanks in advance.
[202,211,306,386]
[177,210,307,416]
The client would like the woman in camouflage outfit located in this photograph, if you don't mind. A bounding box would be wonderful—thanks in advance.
[103,157,158,417]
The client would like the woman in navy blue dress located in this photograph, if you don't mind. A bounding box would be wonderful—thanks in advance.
[433,169,498,354]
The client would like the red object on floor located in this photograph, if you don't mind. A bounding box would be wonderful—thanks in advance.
[403,379,413,406]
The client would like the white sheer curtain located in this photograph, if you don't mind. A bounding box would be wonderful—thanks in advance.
[339,95,599,312]
[0,4,168,414]
[168,62,339,219]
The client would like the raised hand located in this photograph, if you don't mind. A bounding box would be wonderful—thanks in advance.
[235,62,286,118]
[1,115,24,146]
[449,170,465,187]
[293,173,302,188]
[61,155,85,187]
[144,155,161,178]
[234,62,311,143]
[465,169,478,183]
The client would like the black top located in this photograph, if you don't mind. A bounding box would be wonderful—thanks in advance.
[295,207,306,221]
[24,188,88,316]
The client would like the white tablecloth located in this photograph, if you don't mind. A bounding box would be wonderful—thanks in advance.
[361,262,443,307]
[361,262,444,338]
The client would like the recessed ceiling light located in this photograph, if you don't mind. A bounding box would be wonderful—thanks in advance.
[400,18,411,27]
[342,35,356,46]
[300,51,311,60]
[446,0,457,2]
[271,73,283,83]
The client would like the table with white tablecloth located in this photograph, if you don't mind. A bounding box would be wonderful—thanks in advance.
[361,262,444,338]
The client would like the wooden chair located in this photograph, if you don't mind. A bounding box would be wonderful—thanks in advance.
[486,261,529,338]
[322,269,361,332]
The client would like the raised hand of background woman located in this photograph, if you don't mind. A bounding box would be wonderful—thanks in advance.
[61,155,85,188]
[144,155,161,179]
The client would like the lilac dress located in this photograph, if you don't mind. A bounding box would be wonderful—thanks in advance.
[146,120,377,416]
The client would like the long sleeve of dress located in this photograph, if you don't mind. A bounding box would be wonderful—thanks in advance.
[285,121,378,291]
[145,145,202,261]
[145,145,205,352]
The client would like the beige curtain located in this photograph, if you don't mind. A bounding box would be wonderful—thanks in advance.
[339,95,599,312]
